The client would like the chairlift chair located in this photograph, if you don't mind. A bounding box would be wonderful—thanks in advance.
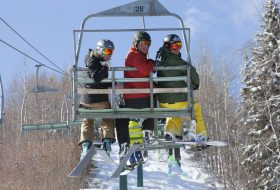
[70,0,196,188]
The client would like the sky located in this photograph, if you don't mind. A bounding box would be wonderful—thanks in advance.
[84,143,222,189]
[0,0,266,97]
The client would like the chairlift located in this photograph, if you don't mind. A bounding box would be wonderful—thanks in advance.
[20,65,79,132]
[69,0,196,188]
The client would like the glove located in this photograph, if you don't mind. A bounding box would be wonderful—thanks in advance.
[193,84,199,90]
[147,59,156,66]
[101,61,111,69]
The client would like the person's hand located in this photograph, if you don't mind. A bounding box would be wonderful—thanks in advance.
[147,59,156,66]
[116,82,123,89]
[101,61,111,69]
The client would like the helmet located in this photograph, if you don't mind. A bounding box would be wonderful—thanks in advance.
[133,31,151,46]
[163,34,181,44]
[96,39,114,56]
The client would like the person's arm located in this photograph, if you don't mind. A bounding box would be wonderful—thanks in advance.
[130,52,154,75]
[189,64,200,90]
[85,52,108,83]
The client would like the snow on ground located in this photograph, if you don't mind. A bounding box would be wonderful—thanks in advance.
[82,143,221,190]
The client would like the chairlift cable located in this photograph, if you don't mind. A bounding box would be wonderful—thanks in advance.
[0,38,68,76]
[0,17,67,75]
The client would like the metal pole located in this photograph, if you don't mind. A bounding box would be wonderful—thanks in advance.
[137,164,144,187]
[119,175,127,190]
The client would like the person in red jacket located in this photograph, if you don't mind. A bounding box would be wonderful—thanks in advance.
[115,31,155,166]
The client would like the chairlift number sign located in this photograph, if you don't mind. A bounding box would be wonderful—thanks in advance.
[134,6,144,13]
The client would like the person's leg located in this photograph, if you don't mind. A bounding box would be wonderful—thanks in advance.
[159,102,187,137]
[115,117,130,161]
[194,101,207,138]
[79,118,94,160]
[97,102,116,151]
[79,118,94,145]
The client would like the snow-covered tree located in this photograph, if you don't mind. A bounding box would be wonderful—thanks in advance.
[240,0,280,189]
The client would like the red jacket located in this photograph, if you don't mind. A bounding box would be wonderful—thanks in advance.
[123,47,155,99]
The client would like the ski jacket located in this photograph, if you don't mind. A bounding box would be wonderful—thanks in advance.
[81,49,111,104]
[123,47,155,99]
[156,46,199,103]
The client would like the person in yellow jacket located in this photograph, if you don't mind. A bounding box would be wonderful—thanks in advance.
[156,34,208,143]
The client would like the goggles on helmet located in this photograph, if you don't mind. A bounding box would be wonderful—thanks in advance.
[139,39,151,47]
[103,48,113,55]
[170,41,182,50]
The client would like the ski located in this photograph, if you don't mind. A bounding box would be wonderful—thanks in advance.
[175,140,227,147]
[159,139,227,147]
[111,144,139,178]
[68,145,117,177]
[95,149,118,165]
[68,145,97,177]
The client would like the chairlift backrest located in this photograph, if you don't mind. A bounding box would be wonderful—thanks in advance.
[71,0,195,122]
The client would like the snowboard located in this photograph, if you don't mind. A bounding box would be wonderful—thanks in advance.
[111,144,140,178]
[120,160,145,176]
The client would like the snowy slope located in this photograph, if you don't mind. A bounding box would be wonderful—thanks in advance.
[83,143,221,190]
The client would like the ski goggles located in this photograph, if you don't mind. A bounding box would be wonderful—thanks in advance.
[103,48,114,55]
[170,41,182,50]
[139,39,151,47]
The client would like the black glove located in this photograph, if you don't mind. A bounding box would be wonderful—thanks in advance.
[147,59,156,66]
[193,84,199,90]
[101,65,109,71]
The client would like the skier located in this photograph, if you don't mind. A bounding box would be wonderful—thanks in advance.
[79,39,116,160]
[115,31,156,166]
[156,34,208,164]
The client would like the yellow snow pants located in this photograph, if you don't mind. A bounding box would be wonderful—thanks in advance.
[159,101,207,137]
[128,120,143,145]
[79,101,115,145]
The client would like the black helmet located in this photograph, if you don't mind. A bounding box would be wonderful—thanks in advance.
[133,31,151,46]
[96,39,114,56]
[163,34,181,44]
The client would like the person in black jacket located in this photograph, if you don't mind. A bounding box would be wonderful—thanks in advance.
[79,39,116,160]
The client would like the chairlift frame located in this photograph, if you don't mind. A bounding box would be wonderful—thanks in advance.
[71,0,195,123]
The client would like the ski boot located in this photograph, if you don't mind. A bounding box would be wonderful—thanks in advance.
[189,134,209,151]
[80,141,92,160]
[102,138,113,156]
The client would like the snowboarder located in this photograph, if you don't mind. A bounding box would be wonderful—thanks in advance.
[79,39,116,160]
[156,34,208,163]
[115,31,156,166]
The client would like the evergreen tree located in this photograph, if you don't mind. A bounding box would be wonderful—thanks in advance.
[240,0,280,189]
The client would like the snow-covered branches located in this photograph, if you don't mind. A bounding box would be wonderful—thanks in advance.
[240,0,280,189]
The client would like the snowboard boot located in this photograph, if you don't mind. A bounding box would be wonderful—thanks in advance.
[143,130,153,144]
[129,142,143,166]
[119,142,129,162]
[189,135,210,151]
[80,141,92,160]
